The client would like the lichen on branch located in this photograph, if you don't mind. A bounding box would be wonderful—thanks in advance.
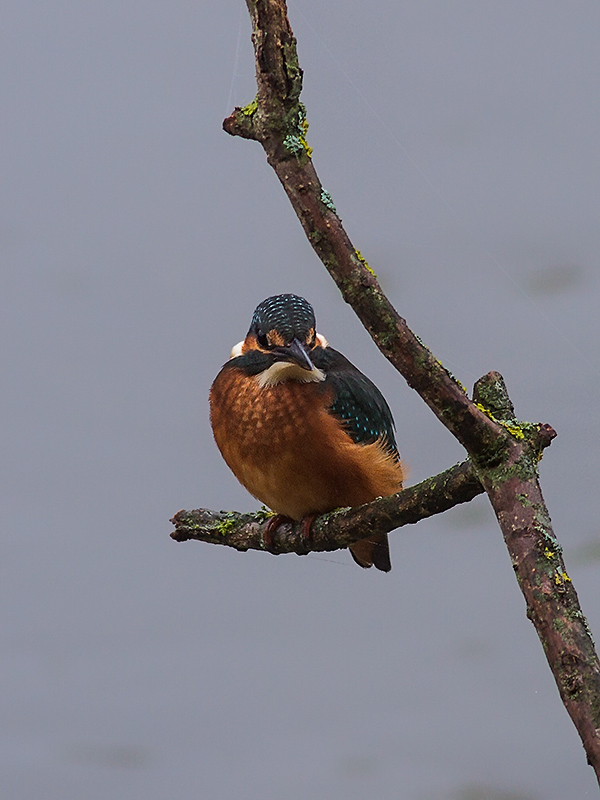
[171,460,483,555]
[173,0,600,781]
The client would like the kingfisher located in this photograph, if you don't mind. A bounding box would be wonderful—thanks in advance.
[209,294,404,571]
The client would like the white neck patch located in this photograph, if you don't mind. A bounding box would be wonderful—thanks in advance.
[255,360,325,389]
[229,340,244,359]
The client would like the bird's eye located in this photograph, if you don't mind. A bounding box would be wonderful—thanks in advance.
[256,330,269,348]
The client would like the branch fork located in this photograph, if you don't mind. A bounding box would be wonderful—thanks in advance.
[173,0,600,780]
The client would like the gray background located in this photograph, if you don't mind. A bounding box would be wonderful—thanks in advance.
[2,1,600,798]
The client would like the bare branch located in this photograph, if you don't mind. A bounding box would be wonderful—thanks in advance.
[211,0,600,781]
[172,459,483,554]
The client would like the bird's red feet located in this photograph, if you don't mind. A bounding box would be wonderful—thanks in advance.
[299,513,318,552]
[261,513,318,553]
[262,514,292,552]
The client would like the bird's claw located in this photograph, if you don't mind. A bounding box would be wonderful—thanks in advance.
[261,514,290,552]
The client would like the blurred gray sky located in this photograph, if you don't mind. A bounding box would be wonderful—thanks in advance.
[2,1,599,798]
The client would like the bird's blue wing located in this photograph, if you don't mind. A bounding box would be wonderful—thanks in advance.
[312,347,398,457]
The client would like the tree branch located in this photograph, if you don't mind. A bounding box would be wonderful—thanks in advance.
[203,0,600,781]
[172,459,483,554]
[223,3,508,462]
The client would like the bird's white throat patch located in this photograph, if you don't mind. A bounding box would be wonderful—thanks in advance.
[255,361,325,388]
[229,332,328,387]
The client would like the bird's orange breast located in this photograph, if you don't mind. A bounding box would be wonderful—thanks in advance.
[209,366,403,520]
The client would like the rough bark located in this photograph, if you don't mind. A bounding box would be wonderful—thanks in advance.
[172,459,484,553]
[172,0,600,781]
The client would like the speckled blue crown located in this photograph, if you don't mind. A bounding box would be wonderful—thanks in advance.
[250,294,316,342]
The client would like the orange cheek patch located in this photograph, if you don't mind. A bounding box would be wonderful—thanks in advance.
[241,333,259,353]
[267,329,285,347]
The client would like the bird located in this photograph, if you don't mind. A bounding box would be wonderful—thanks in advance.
[209,293,404,571]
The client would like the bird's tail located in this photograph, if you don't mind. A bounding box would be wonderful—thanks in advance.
[349,533,391,572]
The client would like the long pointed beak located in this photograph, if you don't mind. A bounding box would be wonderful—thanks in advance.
[276,337,314,371]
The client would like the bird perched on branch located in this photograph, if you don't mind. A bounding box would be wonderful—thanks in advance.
[209,294,404,571]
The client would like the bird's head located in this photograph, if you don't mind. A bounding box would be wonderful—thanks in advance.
[230,294,328,387]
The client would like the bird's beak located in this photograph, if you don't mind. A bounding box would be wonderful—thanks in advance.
[276,337,314,371]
